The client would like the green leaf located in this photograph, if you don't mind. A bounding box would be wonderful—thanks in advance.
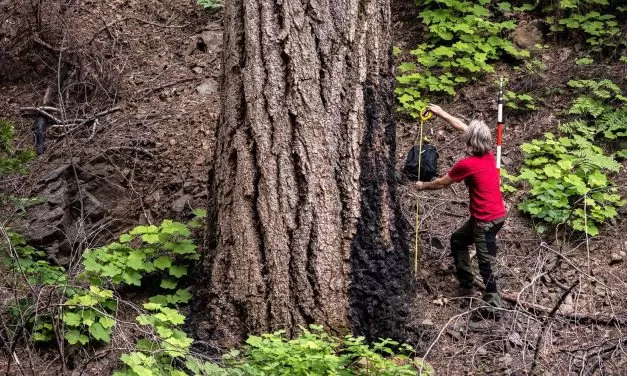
[160,278,178,290]
[130,225,159,235]
[82,310,96,326]
[543,165,562,178]
[127,250,147,270]
[587,170,607,188]
[168,265,187,278]
[119,233,133,243]
[99,316,116,329]
[246,335,263,347]
[65,330,89,345]
[141,233,161,244]
[166,241,197,255]
[497,2,511,11]
[63,312,82,327]
[153,256,173,270]
[122,270,142,286]
[88,323,111,343]
[82,254,102,272]
[143,302,163,311]
[161,220,191,236]
[155,307,186,325]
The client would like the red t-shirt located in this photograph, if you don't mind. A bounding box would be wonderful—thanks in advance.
[448,152,506,222]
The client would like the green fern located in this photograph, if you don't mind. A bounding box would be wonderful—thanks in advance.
[568,96,609,118]
[599,107,627,139]
[572,148,621,172]
[558,119,595,138]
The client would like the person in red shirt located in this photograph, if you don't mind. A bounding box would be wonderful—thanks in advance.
[415,104,506,317]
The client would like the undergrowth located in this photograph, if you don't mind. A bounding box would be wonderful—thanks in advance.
[515,78,626,235]
[395,0,529,117]
[1,209,432,375]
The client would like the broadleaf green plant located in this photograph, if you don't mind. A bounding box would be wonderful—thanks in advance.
[82,211,206,289]
[517,133,623,235]
[395,0,528,117]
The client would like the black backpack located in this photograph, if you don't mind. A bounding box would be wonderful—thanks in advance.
[403,144,438,182]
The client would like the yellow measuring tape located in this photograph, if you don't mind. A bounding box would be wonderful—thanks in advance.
[414,108,432,275]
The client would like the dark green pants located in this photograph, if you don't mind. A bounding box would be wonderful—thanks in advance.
[451,217,505,305]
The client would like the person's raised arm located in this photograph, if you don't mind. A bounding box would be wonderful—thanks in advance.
[415,174,454,191]
[427,104,468,134]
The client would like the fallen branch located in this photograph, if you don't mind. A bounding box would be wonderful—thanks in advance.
[501,291,627,327]
[20,106,61,113]
[576,336,627,376]
[21,107,63,125]
[48,106,122,128]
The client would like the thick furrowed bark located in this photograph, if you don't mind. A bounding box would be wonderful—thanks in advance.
[193,0,413,347]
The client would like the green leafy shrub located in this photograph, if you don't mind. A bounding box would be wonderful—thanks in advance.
[113,302,221,376]
[197,0,222,11]
[504,90,536,111]
[82,210,206,289]
[500,168,518,193]
[396,0,528,116]
[222,324,433,376]
[61,286,117,345]
[544,0,622,47]
[0,119,34,178]
[1,231,67,285]
[517,133,623,235]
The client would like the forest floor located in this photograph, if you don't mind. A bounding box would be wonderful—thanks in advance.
[1,0,626,375]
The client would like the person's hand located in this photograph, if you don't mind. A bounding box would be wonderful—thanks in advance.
[415,181,425,191]
[427,104,445,117]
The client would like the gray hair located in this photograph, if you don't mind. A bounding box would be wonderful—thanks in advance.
[464,120,492,156]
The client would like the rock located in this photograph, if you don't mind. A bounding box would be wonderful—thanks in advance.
[511,20,544,49]
[559,47,573,63]
[23,206,65,242]
[196,78,218,96]
[421,319,434,326]
[501,155,512,166]
[183,181,194,193]
[199,30,223,53]
[185,40,196,55]
[560,294,574,314]
[39,164,70,183]
[172,194,192,213]
[508,332,523,347]
[498,354,513,365]
[609,253,624,265]
[429,236,444,249]
[192,66,203,74]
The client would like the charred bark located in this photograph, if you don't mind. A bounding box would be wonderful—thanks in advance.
[192,0,414,347]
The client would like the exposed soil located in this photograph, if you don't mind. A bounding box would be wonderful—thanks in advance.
[0,0,626,374]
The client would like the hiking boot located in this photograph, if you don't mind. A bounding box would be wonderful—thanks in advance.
[481,293,502,321]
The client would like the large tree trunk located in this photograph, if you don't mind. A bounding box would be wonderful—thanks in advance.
[193,0,414,347]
